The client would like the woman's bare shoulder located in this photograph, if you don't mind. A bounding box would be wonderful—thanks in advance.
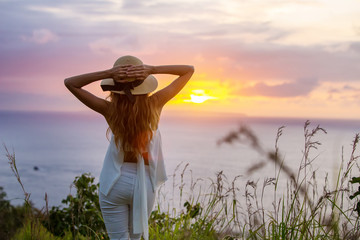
[148,95,163,120]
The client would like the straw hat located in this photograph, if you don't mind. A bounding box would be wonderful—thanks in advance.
[100,56,158,101]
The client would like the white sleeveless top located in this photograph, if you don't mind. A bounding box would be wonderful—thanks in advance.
[99,129,167,240]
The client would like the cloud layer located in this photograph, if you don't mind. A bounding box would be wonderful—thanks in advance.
[1,0,360,118]
[21,29,58,44]
[238,78,319,97]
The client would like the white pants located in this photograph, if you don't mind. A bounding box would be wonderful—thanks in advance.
[99,163,155,240]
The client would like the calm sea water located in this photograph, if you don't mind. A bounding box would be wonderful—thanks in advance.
[0,110,359,208]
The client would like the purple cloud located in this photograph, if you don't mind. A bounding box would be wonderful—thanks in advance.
[21,29,58,44]
[1,0,360,113]
[237,78,319,97]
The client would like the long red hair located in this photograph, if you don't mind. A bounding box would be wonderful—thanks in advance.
[106,93,160,161]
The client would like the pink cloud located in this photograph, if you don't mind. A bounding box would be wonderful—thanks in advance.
[237,78,319,97]
[21,29,58,44]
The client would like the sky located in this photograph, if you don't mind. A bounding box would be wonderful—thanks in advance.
[1,0,360,119]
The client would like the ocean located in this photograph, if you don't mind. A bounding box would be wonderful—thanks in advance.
[0,110,359,209]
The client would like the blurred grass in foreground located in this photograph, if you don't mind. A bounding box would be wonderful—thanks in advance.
[1,120,360,239]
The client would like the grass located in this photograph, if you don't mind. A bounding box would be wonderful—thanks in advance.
[2,120,360,239]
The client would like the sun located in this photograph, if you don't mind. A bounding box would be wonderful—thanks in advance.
[184,89,217,103]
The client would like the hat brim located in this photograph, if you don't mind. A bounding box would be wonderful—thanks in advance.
[100,75,158,95]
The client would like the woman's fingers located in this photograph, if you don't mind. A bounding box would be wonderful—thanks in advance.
[113,65,130,72]
[126,71,144,77]
[112,64,151,82]
[114,73,146,82]
[126,69,147,78]
[127,65,144,70]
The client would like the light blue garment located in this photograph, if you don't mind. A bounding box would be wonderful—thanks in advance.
[99,163,155,240]
[99,129,168,240]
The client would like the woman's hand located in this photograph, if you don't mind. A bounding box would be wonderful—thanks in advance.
[125,64,154,81]
[111,65,131,82]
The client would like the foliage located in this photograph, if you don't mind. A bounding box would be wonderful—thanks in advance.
[11,220,60,240]
[0,186,28,240]
[11,220,89,240]
[149,201,219,239]
[43,173,108,239]
[212,122,360,239]
[3,121,360,239]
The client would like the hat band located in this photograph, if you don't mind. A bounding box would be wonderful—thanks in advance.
[101,79,145,103]
[101,79,144,92]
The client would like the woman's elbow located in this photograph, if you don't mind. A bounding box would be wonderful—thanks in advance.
[64,78,72,90]
[188,65,195,74]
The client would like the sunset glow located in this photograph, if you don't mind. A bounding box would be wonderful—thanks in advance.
[1,0,360,119]
[184,89,217,104]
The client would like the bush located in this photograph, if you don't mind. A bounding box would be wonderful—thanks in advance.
[43,173,108,239]
[4,121,360,239]
[11,220,60,240]
[0,186,28,240]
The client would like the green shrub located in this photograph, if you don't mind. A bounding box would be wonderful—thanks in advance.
[12,220,89,240]
[43,173,108,239]
[149,201,218,239]
[4,122,360,240]
[11,220,60,240]
[0,187,28,240]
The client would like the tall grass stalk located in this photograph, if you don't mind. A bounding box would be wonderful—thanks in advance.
[3,143,50,240]
[3,121,360,239]
[151,121,360,239]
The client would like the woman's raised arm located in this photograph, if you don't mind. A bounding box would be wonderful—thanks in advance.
[126,65,194,108]
[152,65,194,107]
[64,66,128,116]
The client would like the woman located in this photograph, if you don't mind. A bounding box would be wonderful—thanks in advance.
[64,55,194,240]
